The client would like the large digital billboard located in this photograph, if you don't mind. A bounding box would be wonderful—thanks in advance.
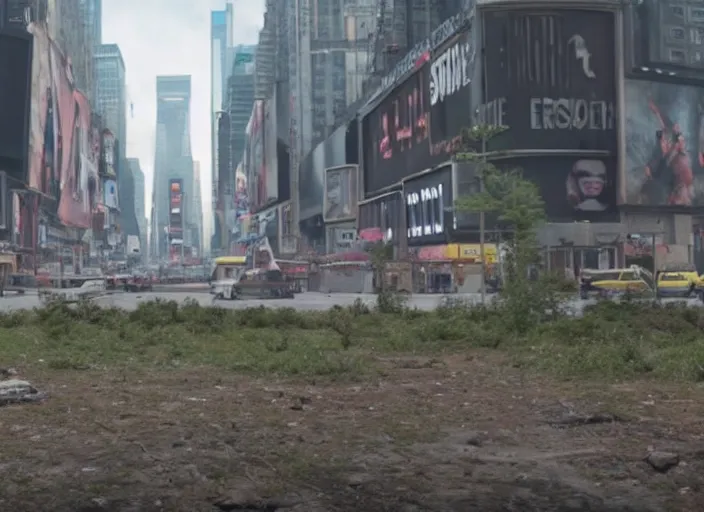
[482,9,617,153]
[362,65,432,194]
[404,166,453,246]
[25,21,98,228]
[168,179,184,238]
[624,79,704,207]
[0,29,32,181]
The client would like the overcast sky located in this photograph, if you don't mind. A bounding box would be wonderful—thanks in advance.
[102,0,265,248]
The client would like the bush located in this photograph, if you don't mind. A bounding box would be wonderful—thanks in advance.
[0,296,703,382]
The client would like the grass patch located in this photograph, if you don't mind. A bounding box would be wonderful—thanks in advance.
[1,297,704,381]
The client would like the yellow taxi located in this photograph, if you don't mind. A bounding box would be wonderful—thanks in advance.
[656,263,700,298]
[579,266,654,299]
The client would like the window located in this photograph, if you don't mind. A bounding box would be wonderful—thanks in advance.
[669,48,687,62]
[670,26,686,40]
[691,7,704,22]
[671,5,685,18]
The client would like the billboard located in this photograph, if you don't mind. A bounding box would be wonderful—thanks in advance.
[0,29,32,179]
[362,65,432,194]
[624,79,704,207]
[324,165,358,223]
[169,179,184,237]
[264,97,278,206]
[358,192,403,243]
[246,101,265,211]
[101,130,116,176]
[25,21,98,228]
[404,166,453,246]
[482,10,617,153]
[428,29,476,153]
[103,179,118,209]
[487,156,618,222]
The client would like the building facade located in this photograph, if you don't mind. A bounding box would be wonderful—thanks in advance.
[192,161,203,257]
[210,4,233,251]
[151,75,193,260]
[129,158,147,256]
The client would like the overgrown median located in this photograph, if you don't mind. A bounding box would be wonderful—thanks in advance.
[1,295,703,382]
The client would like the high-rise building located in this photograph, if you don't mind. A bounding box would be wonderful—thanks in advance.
[192,161,204,257]
[79,0,102,46]
[129,158,148,256]
[152,75,193,259]
[210,4,234,251]
[95,43,140,244]
[95,44,126,160]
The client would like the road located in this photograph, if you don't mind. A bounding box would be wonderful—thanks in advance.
[0,289,700,312]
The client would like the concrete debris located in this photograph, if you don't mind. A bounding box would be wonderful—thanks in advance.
[0,379,47,407]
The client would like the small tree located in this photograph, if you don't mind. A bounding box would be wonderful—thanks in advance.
[453,125,555,331]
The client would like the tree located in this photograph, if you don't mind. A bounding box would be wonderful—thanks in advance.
[453,125,555,331]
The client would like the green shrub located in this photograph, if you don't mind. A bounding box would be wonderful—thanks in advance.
[0,296,702,382]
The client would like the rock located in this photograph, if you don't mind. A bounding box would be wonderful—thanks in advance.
[645,451,679,472]
[212,490,299,511]
[0,379,46,406]
[0,367,18,379]
[466,431,484,447]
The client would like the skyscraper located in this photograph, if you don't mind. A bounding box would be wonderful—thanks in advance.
[95,43,139,244]
[129,158,148,256]
[210,3,234,251]
[152,75,193,259]
[193,161,204,257]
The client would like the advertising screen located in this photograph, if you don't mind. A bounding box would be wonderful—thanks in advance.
[102,130,116,176]
[248,101,266,211]
[428,29,476,154]
[263,97,279,206]
[404,166,453,246]
[103,179,118,209]
[362,65,433,194]
[0,30,31,177]
[358,192,403,243]
[493,156,618,222]
[482,10,617,153]
[624,79,704,207]
[25,23,98,228]
[169,179,183,236]
[324,165,358,223]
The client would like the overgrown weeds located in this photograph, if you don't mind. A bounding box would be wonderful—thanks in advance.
[0,296,703,381]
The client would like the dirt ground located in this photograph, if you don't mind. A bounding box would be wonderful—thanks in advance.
[1,352,702,512]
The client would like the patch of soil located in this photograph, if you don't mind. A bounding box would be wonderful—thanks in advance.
[1,352,702,511]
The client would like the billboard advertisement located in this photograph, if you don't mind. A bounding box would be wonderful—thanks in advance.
[324,165,358,223]
[103,179,118,209]
[482,10,617,153]
[101,130,116,177]
[0,29,32,179]
[404,166,453,246]
[26,21,98,228]
[264,97,278,206]
[169,179,183,237]
[486,156,618,222]
[624,79,704,207]
[358,192,403,243]
[246,101,266,211]
[428,29,476,153]
[362,65,432,194]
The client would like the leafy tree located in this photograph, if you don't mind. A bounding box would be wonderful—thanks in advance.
[453,125,559,331]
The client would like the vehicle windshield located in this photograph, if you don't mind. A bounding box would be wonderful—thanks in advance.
[660,273,685,281]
